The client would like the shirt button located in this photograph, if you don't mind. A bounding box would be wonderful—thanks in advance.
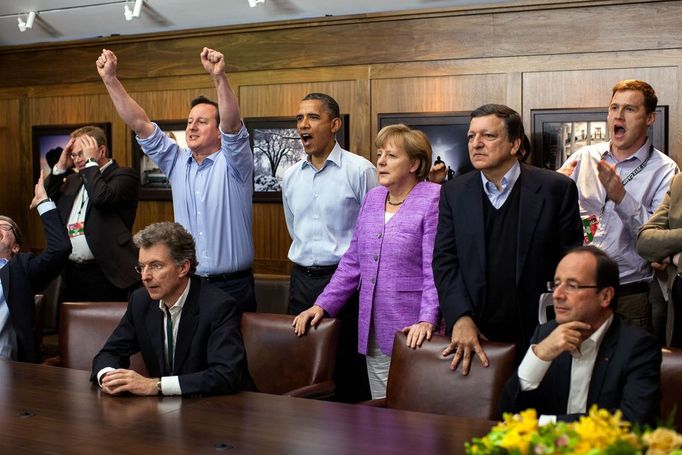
[377,233,382,239]
[373,255,378,261]
[370,278,376,284]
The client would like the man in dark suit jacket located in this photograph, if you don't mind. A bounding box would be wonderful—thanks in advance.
[499,246,661,426]
[92,222,248,396]
[45,125,139,301]
[433,104,583,375]
[0,175,71,362]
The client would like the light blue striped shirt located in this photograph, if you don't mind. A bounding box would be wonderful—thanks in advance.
[137,123,254,275]
[480,161,521,209]
[282,143,377,266]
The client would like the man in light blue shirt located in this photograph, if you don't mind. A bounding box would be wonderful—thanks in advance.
[559,80,678,330]
[282,93,377,402]
[96,47,255,313]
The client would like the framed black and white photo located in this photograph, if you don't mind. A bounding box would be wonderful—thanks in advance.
[32,123,112,182]
[245,115,349,203]
[378,112,473,181]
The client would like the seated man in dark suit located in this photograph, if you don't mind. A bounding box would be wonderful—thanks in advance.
[0,174,71,362]
[499,246,661,426]
[92,222,248,396]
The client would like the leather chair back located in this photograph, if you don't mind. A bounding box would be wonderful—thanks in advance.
[241,312,340,395]
[59,301,147,375]
[661,347,682,431]
[34,294,45,347]
[386,332,516,419]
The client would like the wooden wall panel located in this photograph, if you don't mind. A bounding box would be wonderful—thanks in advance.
[1,1,680,87]
[370,73,512,160]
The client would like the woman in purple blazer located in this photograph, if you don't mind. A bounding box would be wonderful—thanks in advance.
[293,124,441,398]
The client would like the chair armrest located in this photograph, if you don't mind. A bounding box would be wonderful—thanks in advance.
[283,380,336,399]
[358,398,387,407]
[42,355,62,367]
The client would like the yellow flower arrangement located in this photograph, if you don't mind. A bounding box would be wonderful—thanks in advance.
[466,405,682,455]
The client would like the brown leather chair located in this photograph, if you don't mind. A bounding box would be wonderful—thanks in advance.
[241,312,340,398]
[363,332,516,419]
[45,301,147,376]
[661,347,682,431]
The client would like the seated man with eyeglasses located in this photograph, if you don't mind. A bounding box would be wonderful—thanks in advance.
[499,246,661,426]
[91,222,249,396]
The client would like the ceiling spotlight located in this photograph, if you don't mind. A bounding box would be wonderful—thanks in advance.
[248,0,265,7]
[124,0,143,21]
[17,11,36,32]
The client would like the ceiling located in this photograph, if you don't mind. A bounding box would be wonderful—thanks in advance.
[0,0,515,48]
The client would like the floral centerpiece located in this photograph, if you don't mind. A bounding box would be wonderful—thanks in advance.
[466,406,682,455]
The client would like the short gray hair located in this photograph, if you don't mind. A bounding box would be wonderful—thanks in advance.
[133,222,198,275]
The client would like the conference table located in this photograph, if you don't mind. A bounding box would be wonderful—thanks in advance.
[0,360,495,454]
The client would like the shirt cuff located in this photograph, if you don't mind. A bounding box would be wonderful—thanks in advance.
[219,123,247,140]
[161,376,182,396]
[52,165,67,175]
[37,201,57,215]
[97,367,116,386]
[517,344,552,391]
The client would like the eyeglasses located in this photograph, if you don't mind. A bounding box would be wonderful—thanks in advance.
[547,280,599,293]
[134,262,165,275]
[70,151,84,160]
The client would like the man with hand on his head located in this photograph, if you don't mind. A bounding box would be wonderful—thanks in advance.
[45,125,139,301]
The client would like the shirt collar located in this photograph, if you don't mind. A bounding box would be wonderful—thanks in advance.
[480,160,521,195]
[302,141,342,171]
[99,160,114,172]
[158,279,191,313]
[0,258,7,269]
[572,313,614,359]
[604,138,652,163]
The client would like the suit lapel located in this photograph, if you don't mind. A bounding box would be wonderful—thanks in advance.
[587,317,619,405]
[173,279,200,374]
[516,165,544,285]
[144,299,166,375]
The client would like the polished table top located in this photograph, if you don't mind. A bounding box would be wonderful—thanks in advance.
[0,360,494,454]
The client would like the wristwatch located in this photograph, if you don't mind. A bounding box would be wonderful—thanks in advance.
[86,158,98,165]
[156,379,162,395]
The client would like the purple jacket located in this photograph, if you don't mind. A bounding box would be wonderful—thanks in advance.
[315,181,441,356]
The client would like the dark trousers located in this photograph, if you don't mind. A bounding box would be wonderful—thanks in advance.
[670,277,682,347]
[288,263,371,403]
[206,273,256,314]
[62,260,134,302]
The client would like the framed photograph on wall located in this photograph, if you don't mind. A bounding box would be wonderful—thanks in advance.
[32,123,112,182]
[378,112,473,181]
[245,115,349,203]
[131,120,187,201]
[531,106,668,170]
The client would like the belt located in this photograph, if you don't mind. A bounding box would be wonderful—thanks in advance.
[68,259,97,268]
[618,280,649,297]
[200,268,252,283]
[294,263,337,278]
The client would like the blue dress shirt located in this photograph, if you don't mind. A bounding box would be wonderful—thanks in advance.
[282,142,378,266]
[480,160,521,209]
[137,123,254,275]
